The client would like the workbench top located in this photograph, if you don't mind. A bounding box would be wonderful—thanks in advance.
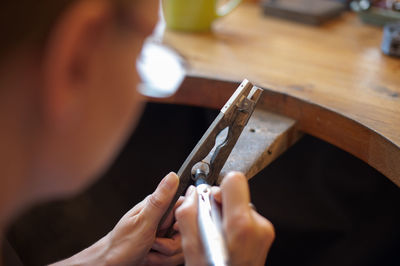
[151,3,400,185]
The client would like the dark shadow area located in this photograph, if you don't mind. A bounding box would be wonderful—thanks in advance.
[5,103,400,266]
[6,103,217,265]
[249,134,400,266]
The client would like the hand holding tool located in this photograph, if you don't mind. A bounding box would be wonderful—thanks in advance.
[160,79,263,265]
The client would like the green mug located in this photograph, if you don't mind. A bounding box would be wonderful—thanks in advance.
[162,0,242,32]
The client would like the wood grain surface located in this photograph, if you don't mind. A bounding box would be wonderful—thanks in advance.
[150,3,400,185]
[219,109,302,183]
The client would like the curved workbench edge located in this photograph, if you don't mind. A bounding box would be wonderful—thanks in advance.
[148,76,400,187]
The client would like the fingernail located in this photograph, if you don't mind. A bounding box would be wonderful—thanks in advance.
[224,171,246,182]
[186,185,195,196]
[162,172,179,190]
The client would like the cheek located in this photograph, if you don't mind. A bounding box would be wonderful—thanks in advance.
[103,33,145,126]
[71,39,145,189]
[105,37,146,144]
[102,43,144,151]
[118,41,145,128]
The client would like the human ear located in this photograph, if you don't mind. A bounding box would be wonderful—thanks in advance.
[41,0,112,128]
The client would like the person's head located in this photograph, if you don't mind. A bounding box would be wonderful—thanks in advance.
[0,0,159,220]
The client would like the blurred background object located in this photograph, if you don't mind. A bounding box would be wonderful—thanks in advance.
[162,0,242,31]
[261,0,346,25]
[381,22,400,56]
[137,39,186,98]
[351,0,400,25]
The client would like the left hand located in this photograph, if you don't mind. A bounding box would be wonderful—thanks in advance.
[105,172,184,266]
[51,172,184,266]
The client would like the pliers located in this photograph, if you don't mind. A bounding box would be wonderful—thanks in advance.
[159,79,263,265]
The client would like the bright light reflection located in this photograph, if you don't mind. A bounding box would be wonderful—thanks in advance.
[137,41,186,98]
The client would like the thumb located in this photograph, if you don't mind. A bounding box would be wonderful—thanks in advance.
[142,172,179,226]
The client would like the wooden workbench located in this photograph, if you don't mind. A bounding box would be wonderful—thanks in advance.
[151,3,400,186]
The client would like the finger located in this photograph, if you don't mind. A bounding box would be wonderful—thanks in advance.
[141,172,179,226]
[221,172,251,220]
[211,186,222,204]
[175,188,207,266]
[143,251,184,266]
[175,196,185,208]
[250,210,276,246]
[152,234,182,256]
[249,210,276,264]
[173,221,179,231]
[159,196,185,231]
[185,185,195,196]
[174,188,198,241]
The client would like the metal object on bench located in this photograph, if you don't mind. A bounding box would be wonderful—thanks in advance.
[382,22,400,57]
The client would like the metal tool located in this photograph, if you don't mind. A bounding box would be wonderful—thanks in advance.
[382,22,400,57]
[194,169,228,266]
[159,79,263,265]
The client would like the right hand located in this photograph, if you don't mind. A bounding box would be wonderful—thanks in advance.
[175,171,275,266]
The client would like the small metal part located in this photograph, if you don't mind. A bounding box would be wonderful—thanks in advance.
[382,22,400,57]
[191,162,210,181]
[359,0,371,10]
[394,2,400,11]
[193,168,208,185]
[350,0,371,12]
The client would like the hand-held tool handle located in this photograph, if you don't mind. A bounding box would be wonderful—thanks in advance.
[197,183,229,266]
[157,80,263,237]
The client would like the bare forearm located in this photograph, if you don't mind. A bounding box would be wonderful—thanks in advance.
[50,234,110,266]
